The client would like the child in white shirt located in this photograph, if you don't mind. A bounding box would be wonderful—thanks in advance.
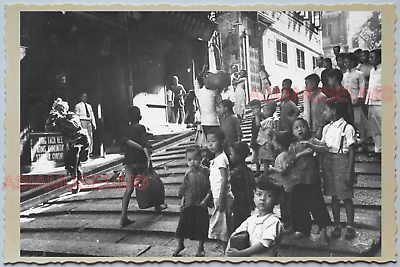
[207,128,234,247]
[226,178,284,257]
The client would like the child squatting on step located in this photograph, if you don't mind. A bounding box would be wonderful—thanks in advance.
[173,146,211,257]
[225,178,284,257]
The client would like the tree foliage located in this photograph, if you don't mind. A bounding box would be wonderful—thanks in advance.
[354,11,381,50]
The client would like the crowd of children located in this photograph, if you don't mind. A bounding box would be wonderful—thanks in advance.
[116,48,382,256]
[171,64,364,256]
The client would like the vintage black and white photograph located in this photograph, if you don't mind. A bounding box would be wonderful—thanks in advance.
[11,7,393,261]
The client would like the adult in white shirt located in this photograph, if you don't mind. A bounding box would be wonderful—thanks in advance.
[365,49,382,155]
[313,56,325,85]
[194,72,221,142]
[331,45,341,69]
[75,93,97,156]
[342,53,369,147]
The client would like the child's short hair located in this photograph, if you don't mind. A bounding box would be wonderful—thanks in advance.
[256,177,283,199]
[326,69,343,83]
[126,106,142,123]
[282,78,292,87]
[274,131,294,151]
[344,53,359,66]
[325,92,353,125]
[249,99,261,108]
[291,117,311,138]
[263,100,277,110]
[231,141,251,161]
[207,127,225,142]
[336,53,346,61]
[323,58,332,67]
[220,99,235,114]
[186,145,202,158]
[370,49,381,62]
[361,50,370,56]
[305,73,320,85]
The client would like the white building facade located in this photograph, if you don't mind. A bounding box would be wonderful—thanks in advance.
[259,11,324,94]
[215,11,324,102]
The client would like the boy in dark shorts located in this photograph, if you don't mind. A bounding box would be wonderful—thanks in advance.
[120,106,166,226]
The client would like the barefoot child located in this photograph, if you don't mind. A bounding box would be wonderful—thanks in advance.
[230,141,256,230]
[268,131,296,234]
[207,128,234,247]
[303,96,357,239]
[289,118,331,245]
[225,178,284,257]
[173,146,211,257]
[119,106,166,227]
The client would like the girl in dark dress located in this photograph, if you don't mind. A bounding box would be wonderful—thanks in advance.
[173,146,211,257]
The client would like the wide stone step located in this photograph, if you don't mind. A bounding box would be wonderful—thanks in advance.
[21,228,131,246]
[281,225,380,257]
[324,189,381,208]
[23,196,380,231]
[152,149,187,158]
[326,206,381,231]
[156,167,190,177]
[355,162,381,174]
[117,233,223,257]
[21,201,187,219]
[20,238,150,257]
[165,144,196,152]
[139,243,224,257]
[156,164,381,177]
[21,216,179,235]
[152,154,185,162]
[278,248,352,257]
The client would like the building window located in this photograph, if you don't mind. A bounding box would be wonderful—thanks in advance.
[276,39,288,64]
[312,56,317,70]
[296,48,305,69]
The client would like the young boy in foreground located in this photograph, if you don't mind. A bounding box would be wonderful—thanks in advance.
[225,178,284,257]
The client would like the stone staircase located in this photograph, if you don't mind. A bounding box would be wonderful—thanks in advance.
[20,115,381,258]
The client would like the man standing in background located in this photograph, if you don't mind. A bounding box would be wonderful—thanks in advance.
[75,93,97,157]
[332,45,341,69]
[171,76,187,124]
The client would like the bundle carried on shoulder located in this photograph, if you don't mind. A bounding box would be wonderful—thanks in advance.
[135,167,165,209]
[203,70,231,90]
